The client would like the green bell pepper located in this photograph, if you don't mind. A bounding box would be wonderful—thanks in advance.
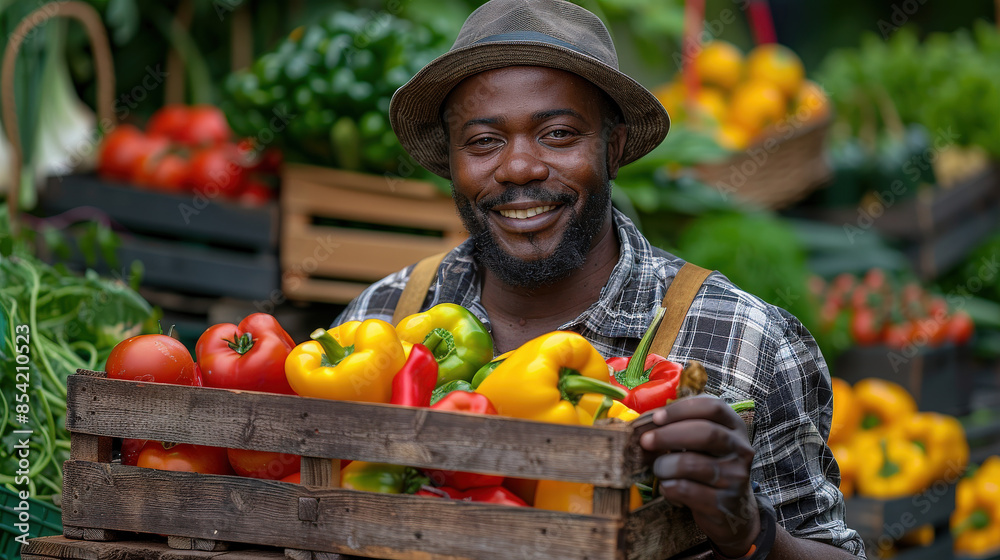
[340,461,427,494]
[396,303,494,388]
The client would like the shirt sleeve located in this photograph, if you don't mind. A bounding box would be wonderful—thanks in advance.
[754,309,867,557]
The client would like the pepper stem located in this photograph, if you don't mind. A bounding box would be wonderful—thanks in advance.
[861,413,881,430]
[620,306,666,390]
[592,396,614,423]
[311,328,350,365]
[877,439,901,479]
[225,332,255,355]
[952,509,990,537]
[729,399,755,414]
[558,369,628,403]
[423,328,457,362]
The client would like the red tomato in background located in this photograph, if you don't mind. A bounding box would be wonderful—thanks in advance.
[239,180,273,206]
[105,334,201,386]
[883,322,914,350]
[97,125,169,182]
[227,448,300,480]
[174,105,232,146]
[850,307,883,346]
[134,152,189,192]
[146,105,191,142]
[946,311,975,346]
[187,145,246,198]
[137,443,235,475]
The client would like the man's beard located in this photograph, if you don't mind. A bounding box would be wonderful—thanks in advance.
[452,182,612,289]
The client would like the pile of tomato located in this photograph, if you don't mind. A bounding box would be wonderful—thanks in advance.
[813,268,975,349]
[97,104,282,206]
[104,315,300,481]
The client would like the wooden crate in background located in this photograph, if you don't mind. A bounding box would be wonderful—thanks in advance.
[846,483,957,560]
[280,164,466,304]
[57,370,711,560]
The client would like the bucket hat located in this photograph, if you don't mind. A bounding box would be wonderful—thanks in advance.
[388,0,671,179]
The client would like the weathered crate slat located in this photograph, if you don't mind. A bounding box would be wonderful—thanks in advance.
[22,535,290,560]
[280,163,466,304]
[845,482,956,560]
[61,370,706,560]
[39,174,280,299]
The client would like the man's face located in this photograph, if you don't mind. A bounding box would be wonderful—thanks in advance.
[443,66,626,288]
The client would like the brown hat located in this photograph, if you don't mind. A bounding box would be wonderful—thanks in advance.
[388,0,671,179]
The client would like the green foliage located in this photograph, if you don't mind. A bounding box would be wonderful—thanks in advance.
[817,21,1000,158]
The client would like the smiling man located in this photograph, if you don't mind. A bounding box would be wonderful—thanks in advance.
[336,0,865,558]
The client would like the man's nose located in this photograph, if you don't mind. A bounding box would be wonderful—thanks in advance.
[494,138,549,185]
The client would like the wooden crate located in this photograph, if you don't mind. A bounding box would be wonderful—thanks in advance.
[833,344,968,416]
[22,536,289,560]
[845,482,956,560]
[789,163,1000,281]
[280,163,466,304]
[38,174,280,300]
[60,370,708,560]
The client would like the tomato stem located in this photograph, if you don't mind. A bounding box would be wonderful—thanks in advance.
[225,332,255,355]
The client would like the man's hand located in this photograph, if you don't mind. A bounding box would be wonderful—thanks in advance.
[639,395,760,557]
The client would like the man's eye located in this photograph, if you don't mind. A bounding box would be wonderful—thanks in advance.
[470,137,498,147]
[547,129,572,139]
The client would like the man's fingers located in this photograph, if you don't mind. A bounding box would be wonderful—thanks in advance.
[641,419,753,459]
[650,395,746,431]
[653,451,748,489]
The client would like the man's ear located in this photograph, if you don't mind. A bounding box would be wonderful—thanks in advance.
[606,123,627,180]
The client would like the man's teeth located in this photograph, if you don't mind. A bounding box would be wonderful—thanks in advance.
[498,205,555,219]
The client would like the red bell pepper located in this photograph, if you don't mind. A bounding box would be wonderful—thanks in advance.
[423,390,502,489]
[196,313,296,394]
[390,343,439,407]
[417,485,527,506]
[607,307,682,413]
[431,390,497,415]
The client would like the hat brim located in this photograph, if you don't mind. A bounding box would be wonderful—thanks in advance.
[389,41,670,179]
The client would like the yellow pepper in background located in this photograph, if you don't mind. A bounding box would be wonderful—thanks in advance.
[830,441,855,498]
[855,435,931,499]
[475,331,626,425]
[533,480,642,514]
[853,378,917,433]
[952,457,1000,557]
[829,377,861,445]
[892,412,969,482]
[285,320,406,403]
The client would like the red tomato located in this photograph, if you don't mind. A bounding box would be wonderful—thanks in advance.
[227,448,301,479]
[137,442,235,475]
[120,438,149,466]
[196,313,296,393]
[174,105,232,146]
[134,152,189,192]
[882,322,913,350]
[187,146,246,198]
[105,334,201,385]
[946,311,975,346]
[239,180,274,206]
[831,273,856,294]
[850,307,883,346]
[912,317,947,347]
[97,125,169,182]
[862,268,886,291]
[146,105,191,142]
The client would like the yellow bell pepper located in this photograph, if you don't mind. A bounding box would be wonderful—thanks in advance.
[952,462,1000,557]
[830,441,855,498]
[891,412,969,482]
[533,480,642,514]
[853,378,917,433]
[285,320,406,403]
[474,331,626,425]
[577,393,640,422]
[828,377,860,445]
[854,433,931,499]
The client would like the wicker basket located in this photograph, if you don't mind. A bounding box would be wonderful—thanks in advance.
[692,116,832,210]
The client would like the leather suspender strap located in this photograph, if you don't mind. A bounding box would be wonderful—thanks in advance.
[648,262,713,359]
[392,252,448,325]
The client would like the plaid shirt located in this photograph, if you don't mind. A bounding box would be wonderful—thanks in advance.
[338,209,866,557]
